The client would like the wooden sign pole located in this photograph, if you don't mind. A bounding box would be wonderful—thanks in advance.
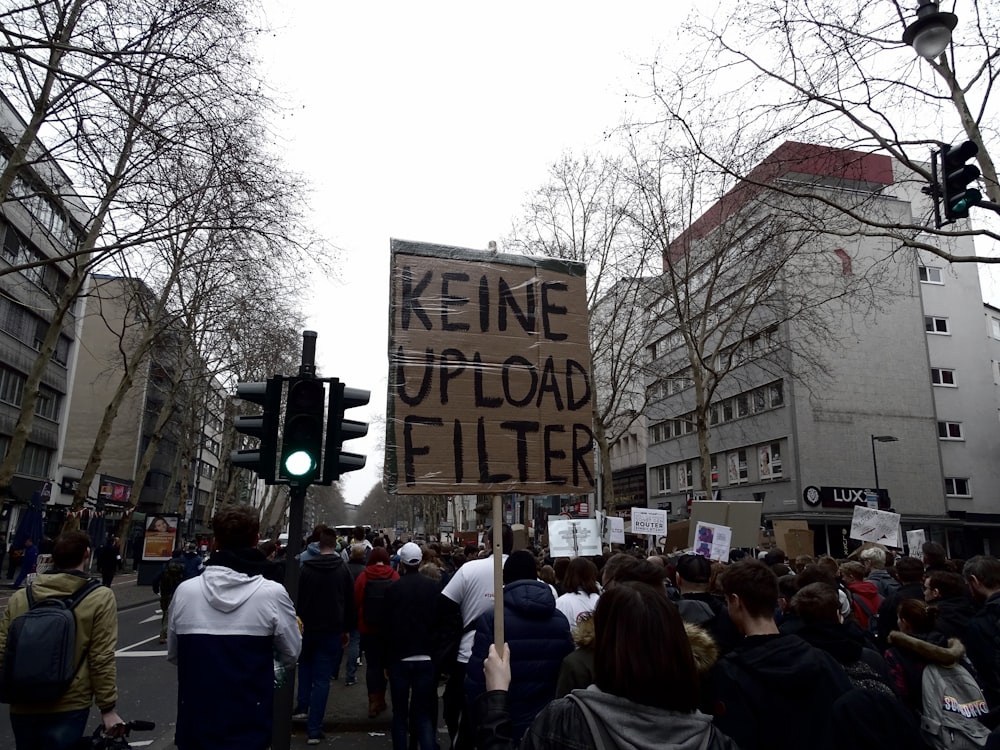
[493,494,504,649]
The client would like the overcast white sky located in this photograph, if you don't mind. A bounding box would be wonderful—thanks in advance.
[254,2,701,504]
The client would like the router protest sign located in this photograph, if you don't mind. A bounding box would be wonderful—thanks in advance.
[386,239,595,495]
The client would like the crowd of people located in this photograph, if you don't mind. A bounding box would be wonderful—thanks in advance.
[6,506,1000,750]
[325,531,1000,750]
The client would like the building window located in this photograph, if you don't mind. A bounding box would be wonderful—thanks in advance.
[652,465,670,495]
[727,450,748,485]
[992,318,1000,340]
[769,381,784,407]
[930,368,956,387]
[709,404,719,426]
[650,422,669,444]
[919,266,943,284]
[938,421,964,440]
[710,456,719,486]
[944,477,970,497]
[945,477,971,497]
[0,368,25,406]
[925,316,949,334]
[35,389,59,420]
[678,461,693,491]
[722,400,733,422]
[759,443,782,479]
[737,394,749,418]
[0,437,52,478]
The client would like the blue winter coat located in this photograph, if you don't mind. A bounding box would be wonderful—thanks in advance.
[465,579,574,742]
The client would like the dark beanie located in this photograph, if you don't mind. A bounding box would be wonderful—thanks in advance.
[503,550,538,585]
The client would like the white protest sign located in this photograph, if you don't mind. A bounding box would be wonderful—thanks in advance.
[631,507,668,536]
[850,506,901,547]
[547,518,601,558]
[906,529,927,556]
[604,516,625,544]
[694,521,732,562]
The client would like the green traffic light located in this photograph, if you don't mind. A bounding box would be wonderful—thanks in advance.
[283,449,317,477]
[950,188,982,214]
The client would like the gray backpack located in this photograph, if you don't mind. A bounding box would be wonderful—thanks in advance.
[920,661,991,749]
[0,578,101,704]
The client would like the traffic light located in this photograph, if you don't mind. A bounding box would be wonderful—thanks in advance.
[939,141,982,223]
[323,379,370,483]
[279,377,326,483]
[231,377,282,483]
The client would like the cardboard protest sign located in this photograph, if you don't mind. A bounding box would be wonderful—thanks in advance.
[688,501,762,548]
[784,528,815,559]
[906,529,926,555]
[547,518,601,558]
[850,506,901,547]
[694,521,733,562]
[631,507,668,536]
[665,520,690,553]
[386,239,595,495]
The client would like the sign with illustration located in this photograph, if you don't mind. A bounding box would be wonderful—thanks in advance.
[849,506,901,547]
[694,521,733,562]
[142,514,179,561]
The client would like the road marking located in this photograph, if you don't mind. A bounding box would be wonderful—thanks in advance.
[138,614,160,624]
[116,634,165,657]
[129,741,153,746]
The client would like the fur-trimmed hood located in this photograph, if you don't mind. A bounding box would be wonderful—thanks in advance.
[685,620,720,675]
[571,612,595,648]
[887,631,965,667]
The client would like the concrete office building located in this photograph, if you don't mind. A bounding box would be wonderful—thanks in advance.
[643,141,999,557]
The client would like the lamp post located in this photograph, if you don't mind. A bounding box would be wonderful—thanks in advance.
[871,434,899,492]
[903,0,958,60]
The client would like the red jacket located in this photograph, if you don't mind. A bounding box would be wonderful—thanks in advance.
[846,580,882,629]
[353,563,399,634]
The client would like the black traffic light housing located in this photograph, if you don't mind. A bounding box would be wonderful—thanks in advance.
[323,379,370,483]
[279,377,326,484]
[938,140,982,225]
[231,377,282,483]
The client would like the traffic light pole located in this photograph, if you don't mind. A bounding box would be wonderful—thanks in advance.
[272,330,316,750]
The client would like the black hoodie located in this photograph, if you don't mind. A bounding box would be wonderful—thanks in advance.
[297,552,357,633]
[709,633,853,750]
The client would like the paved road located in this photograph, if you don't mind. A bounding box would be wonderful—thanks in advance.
[0,573,441,749]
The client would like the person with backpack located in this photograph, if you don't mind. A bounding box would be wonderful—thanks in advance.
[0,530,124,749]
[152,549,186,644]
[354,545,399,719]
[841,561,883,638]
[885,598,991,748]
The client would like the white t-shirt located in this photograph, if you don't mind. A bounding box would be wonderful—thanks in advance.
[555,591,600,627]
[442,554,508,663]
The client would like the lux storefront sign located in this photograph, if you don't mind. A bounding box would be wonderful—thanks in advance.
[803,485,888,509]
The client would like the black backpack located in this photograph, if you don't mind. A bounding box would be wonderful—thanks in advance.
[363,578,394,630]
[0,578,102,704]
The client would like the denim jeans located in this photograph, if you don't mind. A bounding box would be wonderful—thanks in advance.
[361,633,388,694]
[389,660,437,750]
[298,632,343,739]
[344,629,360,681]
[10,706,90,750]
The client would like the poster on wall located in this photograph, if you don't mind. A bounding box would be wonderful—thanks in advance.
[758,446,772,480]
[142,514,179,561]
[727,453,739,484]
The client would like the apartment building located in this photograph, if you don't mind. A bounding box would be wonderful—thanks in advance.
[61,274,227,538]
[642,141,999,557]
[0,93,88,542]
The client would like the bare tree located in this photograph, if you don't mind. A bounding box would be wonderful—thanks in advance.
[632,143,902,496]
[631,0,1000,263]
[506,152,661,513]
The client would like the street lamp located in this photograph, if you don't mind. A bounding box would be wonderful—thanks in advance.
[903,0,958,61]
[871,434,899,492]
